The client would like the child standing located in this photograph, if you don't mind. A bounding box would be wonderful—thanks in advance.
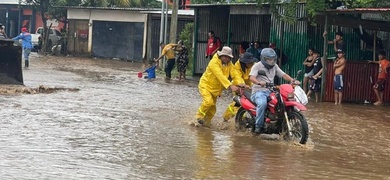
[144,60,158,80]
[333,49,347,105]
[368,50,390,105]
[306,50,323,102]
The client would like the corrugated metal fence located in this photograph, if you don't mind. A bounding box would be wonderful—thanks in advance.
[148,17,193,61]
[270,4,308,78]
[194,6,271,74]
[195,7,229,74]
[269,4,390,103]
[324,61,390,103]
[230,14,271,61]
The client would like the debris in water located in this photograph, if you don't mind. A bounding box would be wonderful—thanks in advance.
[0,85,79,95]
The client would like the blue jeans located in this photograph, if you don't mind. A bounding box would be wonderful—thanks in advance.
[251,90,271,128]
[23,48,31,61]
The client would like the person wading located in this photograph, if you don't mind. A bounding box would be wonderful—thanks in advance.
[194,46,246,127]
[222,52,256,122]
[13,27,32,67]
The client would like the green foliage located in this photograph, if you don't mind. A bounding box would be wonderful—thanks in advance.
[49,0,81,23]
[191,0,226,3]
[80,0,161,7]
[156,22,194,77]
[254,0,390,22]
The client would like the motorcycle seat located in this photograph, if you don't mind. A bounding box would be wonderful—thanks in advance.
[243,89,272,106]
[243,89,257,106]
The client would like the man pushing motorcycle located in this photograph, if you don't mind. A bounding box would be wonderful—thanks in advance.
[249,48,300,134]
[194,46,246,127]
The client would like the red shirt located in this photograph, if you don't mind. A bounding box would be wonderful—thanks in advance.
[206,37,221,56]
[378,59,390,79]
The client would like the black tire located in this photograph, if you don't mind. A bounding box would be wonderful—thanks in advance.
[235,107,250,132]
[282,111,309,144]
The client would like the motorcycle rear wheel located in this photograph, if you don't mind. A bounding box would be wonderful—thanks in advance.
[235,107,252,132]
[282,111,309,144]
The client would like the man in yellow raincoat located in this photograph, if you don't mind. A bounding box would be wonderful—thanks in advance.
[194,46,245,127]
[222,52,256,121]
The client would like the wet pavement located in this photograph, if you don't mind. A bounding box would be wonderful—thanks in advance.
[1,53,389,179]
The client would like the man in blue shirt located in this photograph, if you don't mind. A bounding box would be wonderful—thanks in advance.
[13,27,32,67]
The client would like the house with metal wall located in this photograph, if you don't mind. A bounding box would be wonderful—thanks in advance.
[0,0,64,38]
[189,3,390,103]
[66,6,193,61]
[316,8,390,103]
[188,3,272,74]
[145,10,193,61]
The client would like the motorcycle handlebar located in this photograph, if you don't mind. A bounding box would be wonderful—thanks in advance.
[265,82,274,88]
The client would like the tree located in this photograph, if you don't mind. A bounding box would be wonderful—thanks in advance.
[24,0,52,52]
[191,0,225,3]
[254,0,390,22]
[191,0,390,22]
[49,0,82,30]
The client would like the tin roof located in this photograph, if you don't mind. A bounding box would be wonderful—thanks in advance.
[65,6,160,11]
[319,8,390,14]
[316,8,390,32]
[187,2,307,8]
[187,3,257,7]
[141,9,194,16]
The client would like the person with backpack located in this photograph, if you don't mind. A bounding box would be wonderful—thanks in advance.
[205,30,221,60]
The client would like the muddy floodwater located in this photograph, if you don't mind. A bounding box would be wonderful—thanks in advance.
[1,53,389,179]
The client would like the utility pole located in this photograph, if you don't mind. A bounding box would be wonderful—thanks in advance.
[164,1,168,44]
[169,0,178,43]
[159,0,165,67]
[321,15,328,103]
[163,1,168,68]
[18,0,21,34]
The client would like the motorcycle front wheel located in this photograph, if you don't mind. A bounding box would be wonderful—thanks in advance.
[282,111,309,144]
[235,107,252,132]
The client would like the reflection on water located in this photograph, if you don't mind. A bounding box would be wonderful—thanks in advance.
[0,53,389,179]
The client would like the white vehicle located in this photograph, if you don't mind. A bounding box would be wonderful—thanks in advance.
[31,27,61,51]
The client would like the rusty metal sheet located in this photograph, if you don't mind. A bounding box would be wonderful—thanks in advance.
[324,60,389,103]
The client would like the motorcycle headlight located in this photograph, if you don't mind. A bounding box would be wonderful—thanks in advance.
[287,93,295,101]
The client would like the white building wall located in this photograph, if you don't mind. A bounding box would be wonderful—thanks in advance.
[67,8,147,55]
[68,9,147,22]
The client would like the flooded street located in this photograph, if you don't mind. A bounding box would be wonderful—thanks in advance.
[1,53,389,179]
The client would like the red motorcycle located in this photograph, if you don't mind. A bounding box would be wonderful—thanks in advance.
[234,70,309,144]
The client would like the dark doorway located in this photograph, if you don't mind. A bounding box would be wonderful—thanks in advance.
[92,21,144,61]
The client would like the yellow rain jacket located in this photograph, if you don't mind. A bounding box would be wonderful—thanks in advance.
[199,55,244,96]
[231,59,253,86]
[196,54,244,125]
[162,44,176,60]
[223,59,254,121]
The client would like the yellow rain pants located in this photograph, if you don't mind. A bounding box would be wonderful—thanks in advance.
[196,54,244,125]
[222,59,253,121]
